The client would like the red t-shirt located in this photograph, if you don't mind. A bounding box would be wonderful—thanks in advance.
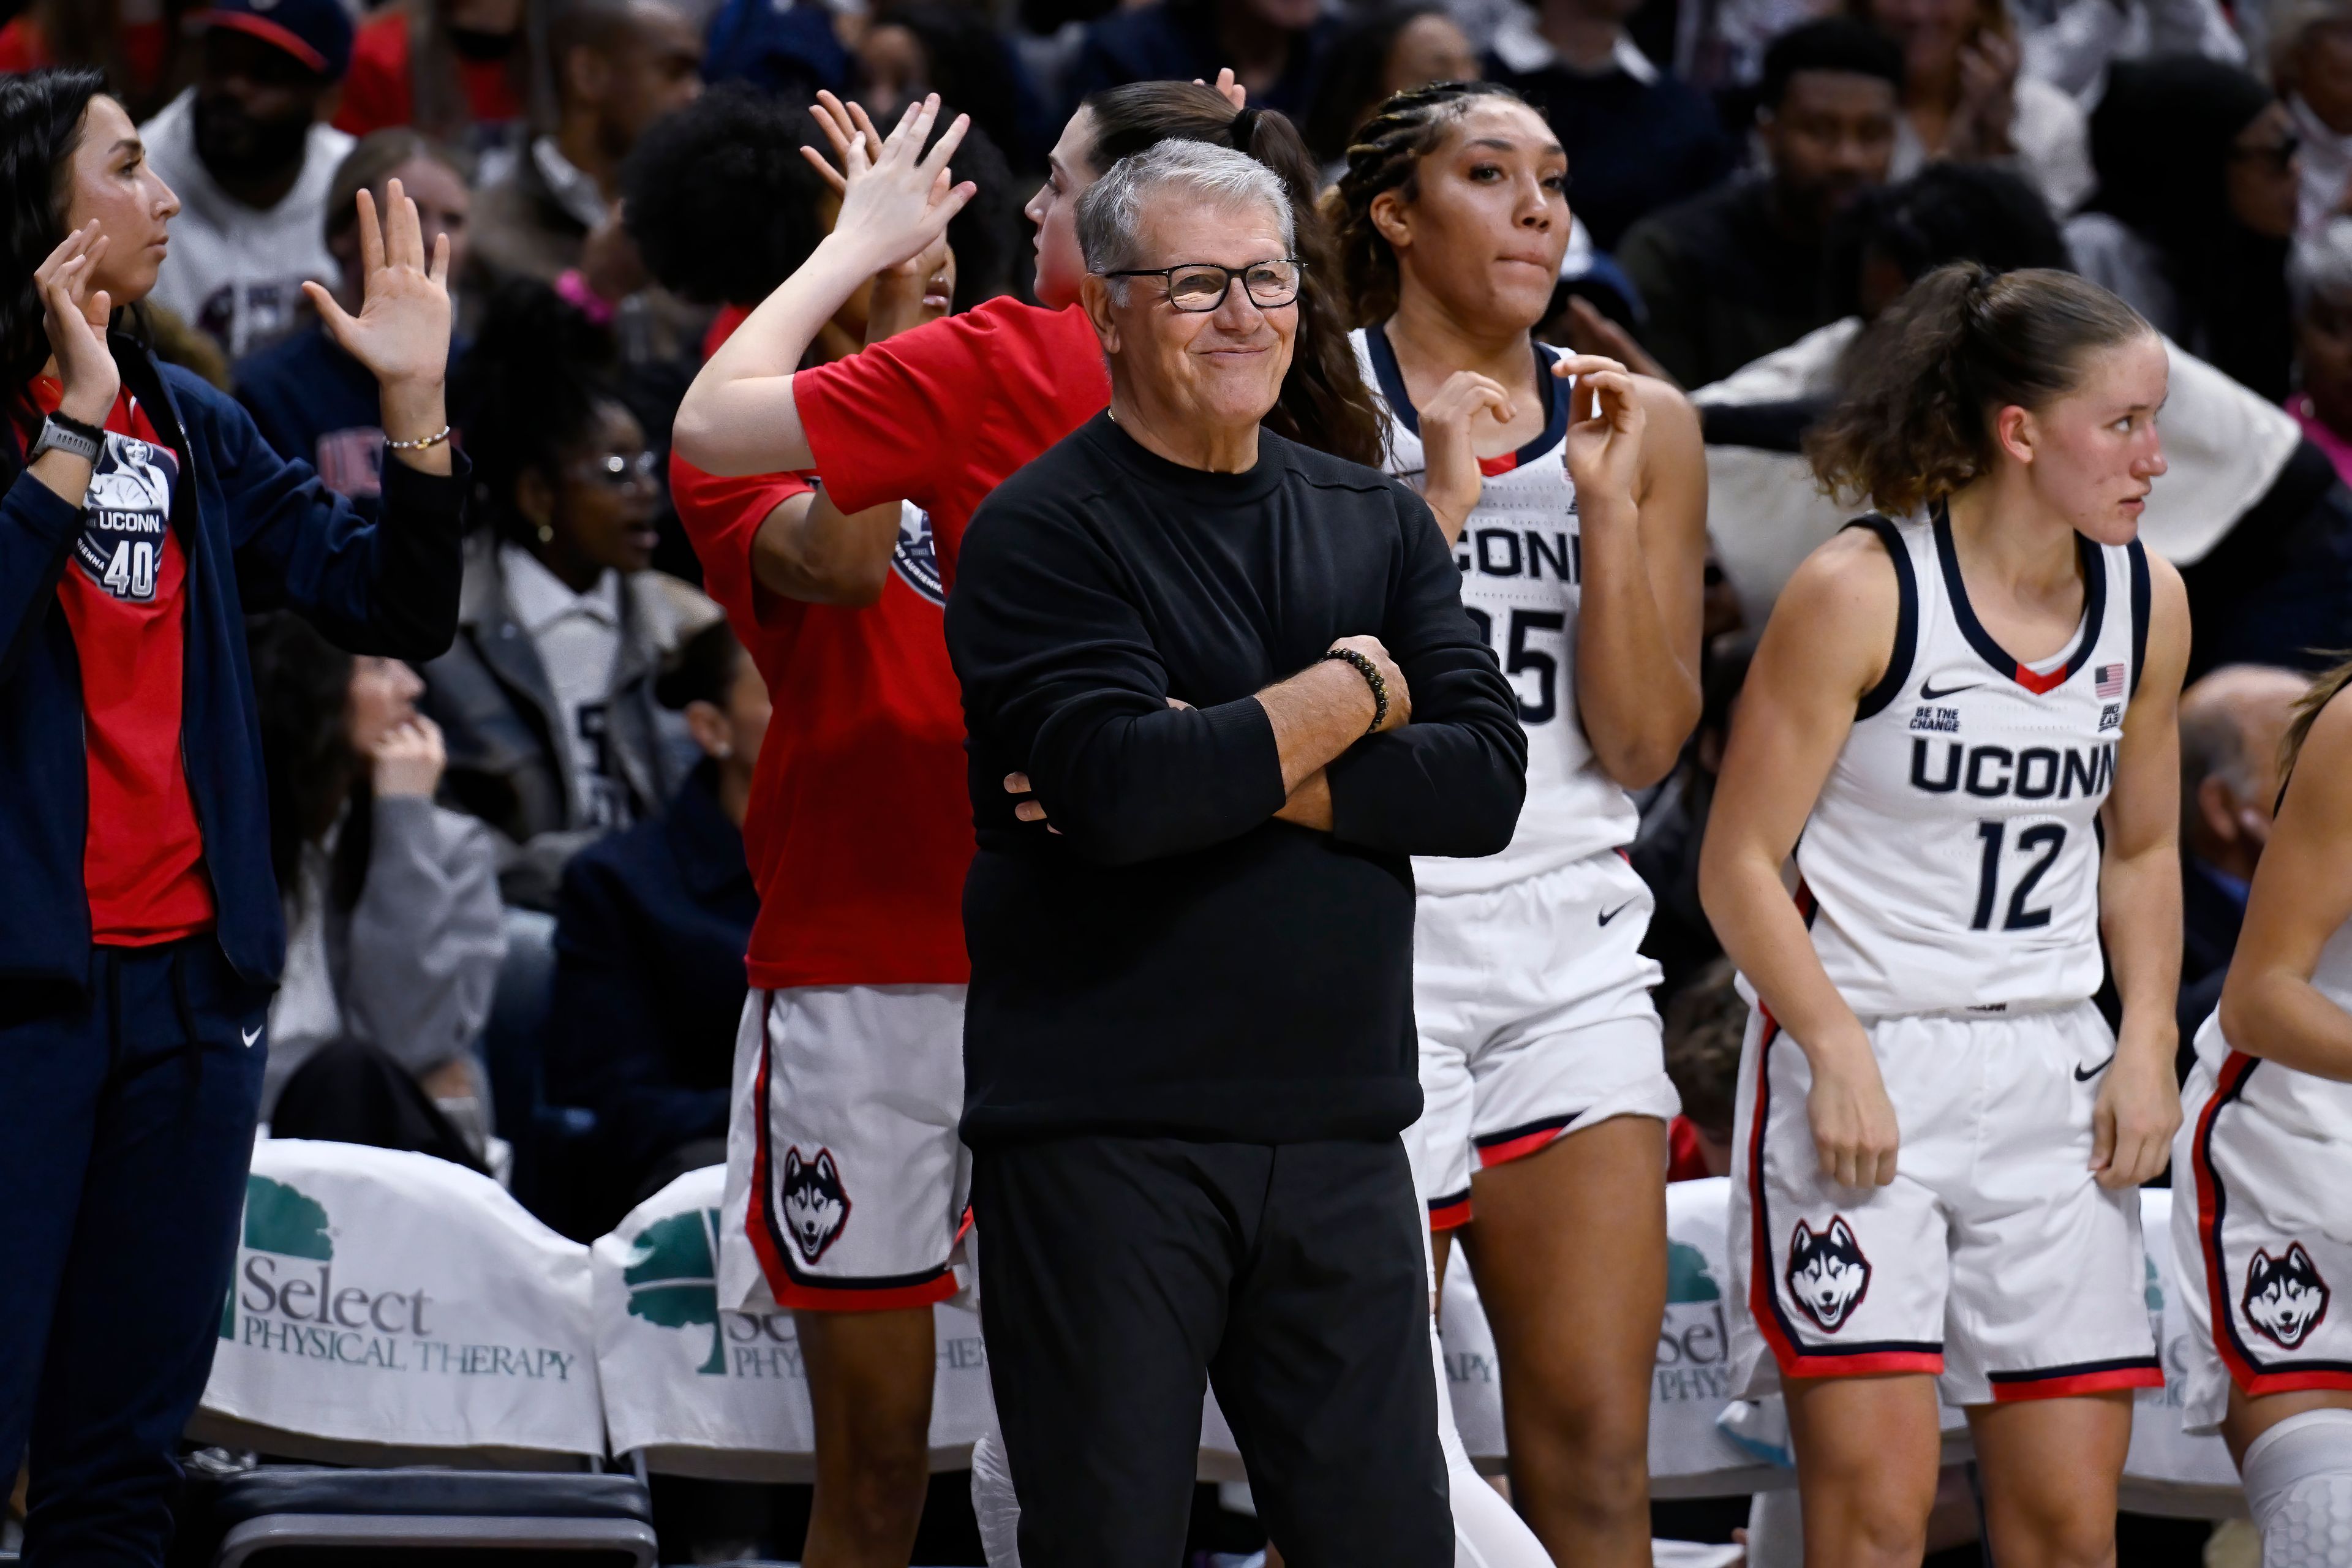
[29,379,216,945]
[670,299,1107,989]
[335,10,526,138]
[1667,1115,1715,1183]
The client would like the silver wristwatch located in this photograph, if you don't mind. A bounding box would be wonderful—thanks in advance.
[28,412,103,464]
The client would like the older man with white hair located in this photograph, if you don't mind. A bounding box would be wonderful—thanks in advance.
[944,140,1526,1565]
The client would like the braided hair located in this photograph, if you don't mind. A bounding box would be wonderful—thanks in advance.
[1327,80,1528,330]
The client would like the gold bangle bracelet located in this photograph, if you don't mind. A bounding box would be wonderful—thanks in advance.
[386,424,453,452]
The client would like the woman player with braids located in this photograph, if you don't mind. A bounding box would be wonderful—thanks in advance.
[2174,658,2352,1567]
[1329,80,1709,1565]
[1702,263,2187,1567]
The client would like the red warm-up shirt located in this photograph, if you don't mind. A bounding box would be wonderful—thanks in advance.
[335,11,526,138]
[669,298,1107,989]
[29,379,216,944]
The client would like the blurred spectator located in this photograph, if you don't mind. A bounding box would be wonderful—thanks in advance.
[1616,19,1901,388]
[138,0,356,358]
[467,0,702,318]
[423,282,721,908]
[1302,4,1481,175]
[2275,0,2352,238]
[0,0,185,121]
[545,620,762,1222]
[2175,665,2309,1046]
[236,130,473,511]
[2291,217,2352,480]
[1661,956,1746,1179]
[247,612,504,1163]
[854,2,1052,171]
[701,0,853,104]
[1846,0,2092,213]
[1065,0,1340,123]
[2070,55,2300,402]
[1488,0,1732,248]
[337,0,537,149]
[1634,629,1753,999]
[1825,154,2070,315]
[2013,0,2242,106]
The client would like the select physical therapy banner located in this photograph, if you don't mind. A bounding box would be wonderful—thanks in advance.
[594,1164,993,1472]
[203,1139,603,1456]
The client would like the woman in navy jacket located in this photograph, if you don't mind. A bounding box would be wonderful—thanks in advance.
[0,69,467,1564]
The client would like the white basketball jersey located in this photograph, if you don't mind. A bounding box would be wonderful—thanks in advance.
[1352,325,1638,897]
[1796,511,2151,1019]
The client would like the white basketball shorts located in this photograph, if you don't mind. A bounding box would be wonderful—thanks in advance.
[2174,1047,2352,1433]
[717,984,970,1313]
[1729,1000,2162,1407]
[1408,850,1678,1231]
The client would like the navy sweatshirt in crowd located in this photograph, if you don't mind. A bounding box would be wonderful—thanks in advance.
[945,413,1526,1147]
[0,339,469,995]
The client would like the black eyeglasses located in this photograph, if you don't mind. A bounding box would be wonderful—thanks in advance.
[1098,257,1304,312]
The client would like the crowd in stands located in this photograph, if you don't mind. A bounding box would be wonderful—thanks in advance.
[6,0,2343,1224]
[6,0,2351,1551]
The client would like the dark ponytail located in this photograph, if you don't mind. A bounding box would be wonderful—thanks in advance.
[0,66,110,428]
[1327,80,1527,331]
[1805,262,2152,517]
[1081,80,1385,469]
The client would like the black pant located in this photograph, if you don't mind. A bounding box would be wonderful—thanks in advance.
[0,939,270,1566]
[973,1136,1450,1568]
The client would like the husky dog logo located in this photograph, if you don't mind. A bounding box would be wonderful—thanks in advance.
[2244,1243,2331,1350]
[1787,1216,1872,1332]
[780,1147,851,1264]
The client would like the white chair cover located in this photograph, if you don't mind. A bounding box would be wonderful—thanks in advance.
[592,1165,991,1480]
[197,1139,602,1460]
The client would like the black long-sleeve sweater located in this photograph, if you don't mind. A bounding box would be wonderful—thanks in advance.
[945,413,1527,1146]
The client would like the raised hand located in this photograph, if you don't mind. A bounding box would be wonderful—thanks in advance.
[1557,353,1644,516]
[821,94,975,277]
[1193,69,1246,110]
[36,221,119,424]
[1417,369,1514,544]
[303,179,453,393]
[371,715,448,799]
[799,89,882,197]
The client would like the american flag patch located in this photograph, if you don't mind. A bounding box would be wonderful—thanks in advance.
[2095,664,2125,698]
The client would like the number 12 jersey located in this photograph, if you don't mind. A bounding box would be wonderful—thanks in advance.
[1798,511,2151,1019]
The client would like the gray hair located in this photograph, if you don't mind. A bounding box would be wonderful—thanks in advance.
[2293,216,2352,317]
[1076,141,1295,304]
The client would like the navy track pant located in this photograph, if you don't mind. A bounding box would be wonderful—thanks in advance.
[0,938,270,1566]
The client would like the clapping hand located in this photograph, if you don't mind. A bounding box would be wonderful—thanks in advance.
[798,93,974,278]
[1417,371,1515,541]
[303,179,451,393]
[35,221,120,425]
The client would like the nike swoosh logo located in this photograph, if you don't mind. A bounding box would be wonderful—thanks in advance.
[2074,1053,2115,1082]
[1597,901,1635,926]
[1919,678,1980,701]
[242,1025,263,1049]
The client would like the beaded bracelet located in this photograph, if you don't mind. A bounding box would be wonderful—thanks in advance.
[1323,647,1389,736]
[386,424,452,453]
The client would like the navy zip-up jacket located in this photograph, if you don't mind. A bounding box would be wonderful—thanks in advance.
[1,337,469,995]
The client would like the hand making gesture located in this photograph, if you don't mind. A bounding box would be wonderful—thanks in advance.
[301,179,456,473]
